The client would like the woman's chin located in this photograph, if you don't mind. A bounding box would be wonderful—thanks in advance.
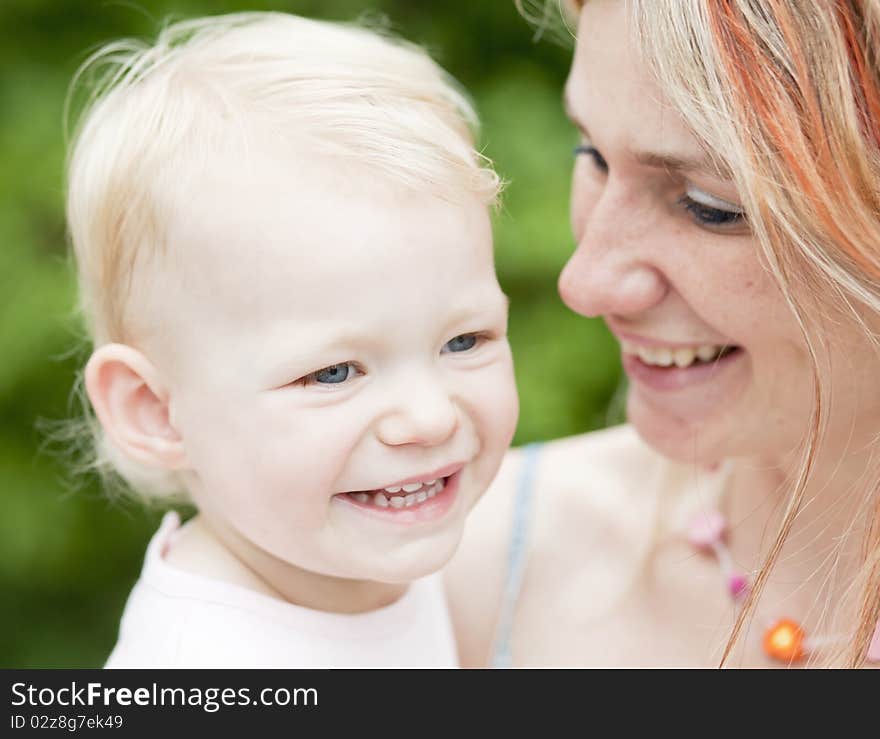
[626,389,731,465]
[619,349,755,464]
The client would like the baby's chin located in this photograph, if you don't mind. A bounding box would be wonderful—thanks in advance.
[338,535,464,586]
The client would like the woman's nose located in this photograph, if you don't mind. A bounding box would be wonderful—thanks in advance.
[559,191,668,318]
[375,380,459,448]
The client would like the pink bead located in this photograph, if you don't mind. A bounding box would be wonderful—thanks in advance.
[728,574,750,599]
[868,621,880,663]
[687,509,727,550]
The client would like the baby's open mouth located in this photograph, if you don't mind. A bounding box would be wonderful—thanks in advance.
[623,341,742,369]
[340,477,449,509]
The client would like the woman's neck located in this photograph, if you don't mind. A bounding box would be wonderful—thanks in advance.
[724,432,874,624]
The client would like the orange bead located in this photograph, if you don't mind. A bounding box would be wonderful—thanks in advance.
[763,618,807,662]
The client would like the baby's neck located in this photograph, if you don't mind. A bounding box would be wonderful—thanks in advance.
[164,514,408,614]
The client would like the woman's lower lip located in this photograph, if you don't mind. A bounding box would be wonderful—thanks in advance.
[333,470,461,524]
[621,348,744,391]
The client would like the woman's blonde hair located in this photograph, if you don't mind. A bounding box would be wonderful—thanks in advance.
[65,11,501,500]
[545,0,880,668]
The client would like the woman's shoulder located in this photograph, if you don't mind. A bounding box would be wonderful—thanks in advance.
[480,423,665,515]
[444,423,674,665]
[522,424,677,578]
[537,422,665,478]
[531,423,672,529]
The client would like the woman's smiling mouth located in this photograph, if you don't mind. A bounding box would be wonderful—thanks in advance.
[617,335,745,392]
[622,340,737,369]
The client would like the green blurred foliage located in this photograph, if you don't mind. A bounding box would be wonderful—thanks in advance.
[0,0,621,667]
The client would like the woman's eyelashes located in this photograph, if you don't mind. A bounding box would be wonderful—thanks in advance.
[678,196,744,226]
[574,143,609,174]
[679,186,746,230]
[574,141,747,231]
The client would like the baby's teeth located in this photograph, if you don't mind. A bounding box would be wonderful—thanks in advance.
[673,348,696,368]
[364,477,449,508]
[697,345,718,361]
[385,486,402,493]
[637,347,654,364]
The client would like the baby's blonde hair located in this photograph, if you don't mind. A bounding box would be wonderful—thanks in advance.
[65,11,501,500]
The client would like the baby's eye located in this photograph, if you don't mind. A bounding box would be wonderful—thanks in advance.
[302,362,361,386]
[441,333,481,354]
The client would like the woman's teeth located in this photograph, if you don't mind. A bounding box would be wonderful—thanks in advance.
[348,478,446,508]
[621,341,730,369]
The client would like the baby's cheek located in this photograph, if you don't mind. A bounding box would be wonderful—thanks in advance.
[470,360,519,451]
[229,462,331,550]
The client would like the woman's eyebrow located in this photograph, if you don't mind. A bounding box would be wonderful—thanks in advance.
[563,87,731,179]
[633,149,731,179]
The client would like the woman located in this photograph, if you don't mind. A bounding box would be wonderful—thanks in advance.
[446,0,880,667]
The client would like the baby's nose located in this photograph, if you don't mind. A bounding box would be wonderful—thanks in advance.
[376,382,459,448]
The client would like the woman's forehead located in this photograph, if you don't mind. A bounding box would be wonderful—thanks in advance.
[568,3,710,170]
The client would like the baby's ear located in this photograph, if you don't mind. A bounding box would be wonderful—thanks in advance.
[84,344,186,470]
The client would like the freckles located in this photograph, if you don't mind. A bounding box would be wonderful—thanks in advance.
[732,266,786,323]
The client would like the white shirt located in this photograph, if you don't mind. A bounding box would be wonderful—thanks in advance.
[105,512,458,668]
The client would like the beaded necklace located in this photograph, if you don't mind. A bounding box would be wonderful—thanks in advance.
[687,507,880,665]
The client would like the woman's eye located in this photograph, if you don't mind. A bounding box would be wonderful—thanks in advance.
[679,195,746,229]
[442,333,480,353]
[304,362,360,386]
[574,143,609,174]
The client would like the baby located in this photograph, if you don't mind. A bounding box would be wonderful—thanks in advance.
[66,12,518,667]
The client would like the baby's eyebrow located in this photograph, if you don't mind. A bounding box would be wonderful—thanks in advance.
[492,293,511,312]
[263,329,371,373]
[444,292,510,324]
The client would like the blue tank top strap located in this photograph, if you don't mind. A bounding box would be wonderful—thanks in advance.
[490,442,542,668]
